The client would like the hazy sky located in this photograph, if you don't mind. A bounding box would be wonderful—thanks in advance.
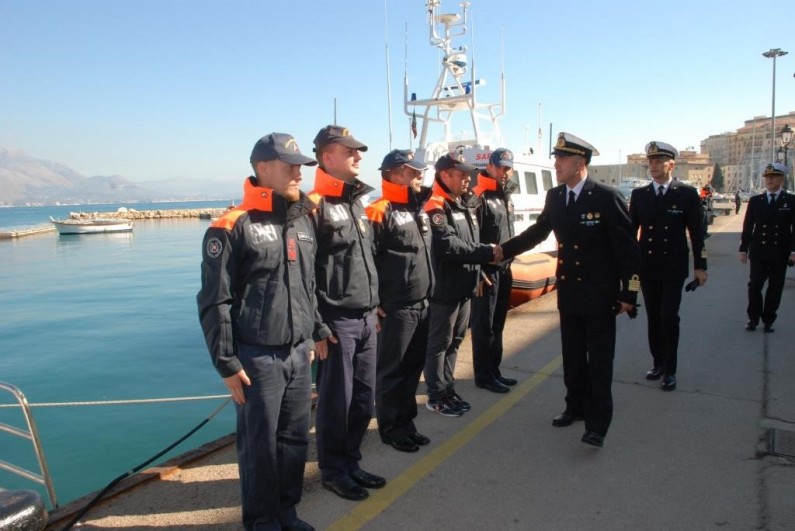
[2,0,794,190]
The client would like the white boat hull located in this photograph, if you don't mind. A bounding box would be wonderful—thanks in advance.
[50,217,134,235]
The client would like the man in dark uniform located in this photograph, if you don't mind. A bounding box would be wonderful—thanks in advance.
[423,152,502,417]
[197,133,320,531]
[501,132,640,448]
[630,141,707,392]
[366,149,434,453]
[309,125,385,501]
[471,147,518,393]
[739,162,795,333]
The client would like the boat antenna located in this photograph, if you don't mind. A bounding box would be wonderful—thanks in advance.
[384,0,394,150]
[537,102,543,155]
[333,97,337,125]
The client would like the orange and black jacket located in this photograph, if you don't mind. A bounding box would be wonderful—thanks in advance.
[309,168,379,313]
[424,179,496,303]
[365,180,434,310]
[197,177,328,378]
[472,172,515,271]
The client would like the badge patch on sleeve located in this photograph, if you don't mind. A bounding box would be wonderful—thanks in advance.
[206,237,223,258]
[431,212,445,225]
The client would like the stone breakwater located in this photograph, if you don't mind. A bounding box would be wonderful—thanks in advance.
[68,207,229,220]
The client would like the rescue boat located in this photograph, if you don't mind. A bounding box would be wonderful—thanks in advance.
[408,1,557,305]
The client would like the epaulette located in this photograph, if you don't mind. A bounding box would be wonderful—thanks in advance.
[365,198,390,223]
[211,209,246,231]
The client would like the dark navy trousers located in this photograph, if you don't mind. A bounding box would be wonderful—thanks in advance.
[559,311,616,437]
[641,277,685,376]
[315,310,377,482]
[747,258,788,326]
[236,341,312,531]
[375,301,429,442]
[424,299,470,402]
[470,267,512,384]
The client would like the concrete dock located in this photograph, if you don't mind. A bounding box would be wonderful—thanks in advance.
[47,207,795,530]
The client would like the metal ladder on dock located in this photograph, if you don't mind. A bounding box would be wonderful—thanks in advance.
[0,381,58,508]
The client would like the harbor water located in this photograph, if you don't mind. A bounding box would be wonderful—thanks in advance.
[0,201,239,507]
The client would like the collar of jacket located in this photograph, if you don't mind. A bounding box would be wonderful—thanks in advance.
[312,167,374,202]
[472,172,499,197]
[239,177,313,219]
[381,179,432,205]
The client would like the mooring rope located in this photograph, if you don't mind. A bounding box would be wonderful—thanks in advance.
[0,394,230,408]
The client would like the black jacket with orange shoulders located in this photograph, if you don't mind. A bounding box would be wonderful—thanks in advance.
[197,177,328,378]
[365,180,434,309]
[309,167,379,313]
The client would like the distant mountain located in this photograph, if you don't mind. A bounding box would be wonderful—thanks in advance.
[0,147,240,206]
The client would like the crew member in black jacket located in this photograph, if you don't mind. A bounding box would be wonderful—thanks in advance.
[423,152,501,417]
[629,141,707,392]
[739,162,795,333]
[197,133,320,531]
[366,149,434,453]
[471,148,519,394]
[309,125,384,502]
[501,132,640,448]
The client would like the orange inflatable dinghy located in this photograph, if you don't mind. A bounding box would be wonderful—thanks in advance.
[509,251,557,308]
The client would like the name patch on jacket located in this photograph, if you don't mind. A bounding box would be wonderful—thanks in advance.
[391,210,416,226]
[297,231,313,242]
[326,204,350,222]
[452,212,466,221]
[249,224,279,244]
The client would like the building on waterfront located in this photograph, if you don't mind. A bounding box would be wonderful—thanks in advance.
[590,148,713,189]
[701,111,795,191]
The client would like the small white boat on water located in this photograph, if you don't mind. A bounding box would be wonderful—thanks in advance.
[49,216,134,235]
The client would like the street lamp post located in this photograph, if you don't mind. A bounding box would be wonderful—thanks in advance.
[763,48,788,161]
[781,124,793,189]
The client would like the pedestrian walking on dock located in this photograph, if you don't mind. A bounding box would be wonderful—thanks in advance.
[629,141,707,392]
[197,133,320,531]
[366,149,435,453]
[308,125,386,502]
[739,162,795,333]
[500,132,640,448]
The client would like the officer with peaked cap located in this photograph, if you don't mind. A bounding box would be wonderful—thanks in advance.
[309,124,386,501]
[471,148,519,394]
[629,141,707,392]
[501,132,640,448]
[198,133,320,531]
[739,162,795,333]
[366,149,435,453]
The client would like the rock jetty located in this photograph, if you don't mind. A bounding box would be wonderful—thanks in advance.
[67,207,230,221]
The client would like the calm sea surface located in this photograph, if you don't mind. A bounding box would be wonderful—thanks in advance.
[0,201,240,507]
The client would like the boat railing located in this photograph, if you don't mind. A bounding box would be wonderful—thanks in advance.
[0,381,58,509]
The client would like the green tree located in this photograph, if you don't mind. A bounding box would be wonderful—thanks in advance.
[712,164,724,192]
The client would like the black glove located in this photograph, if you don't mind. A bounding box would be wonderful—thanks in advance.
[685,279,700,292]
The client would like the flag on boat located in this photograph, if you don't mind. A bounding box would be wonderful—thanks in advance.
[411,111,417,139]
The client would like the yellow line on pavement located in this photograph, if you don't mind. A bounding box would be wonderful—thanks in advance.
[327,355,563,531]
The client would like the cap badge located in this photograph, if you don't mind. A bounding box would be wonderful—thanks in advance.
[556,134,566,149]
[649,142,659,154]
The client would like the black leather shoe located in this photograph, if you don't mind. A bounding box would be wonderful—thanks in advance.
[408,432,431,446]
[322,478,369,501]
[476,378,510,394]
[745,322,757,331]
[497,375,518,386]
[389,436,419,453]
[350,469,386,489]
[552,410,583,427]
[661,374,677,391]
[282,519,316,531]
[581,431,604,447]
[764,324,775,333]
[645,367,662,380]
